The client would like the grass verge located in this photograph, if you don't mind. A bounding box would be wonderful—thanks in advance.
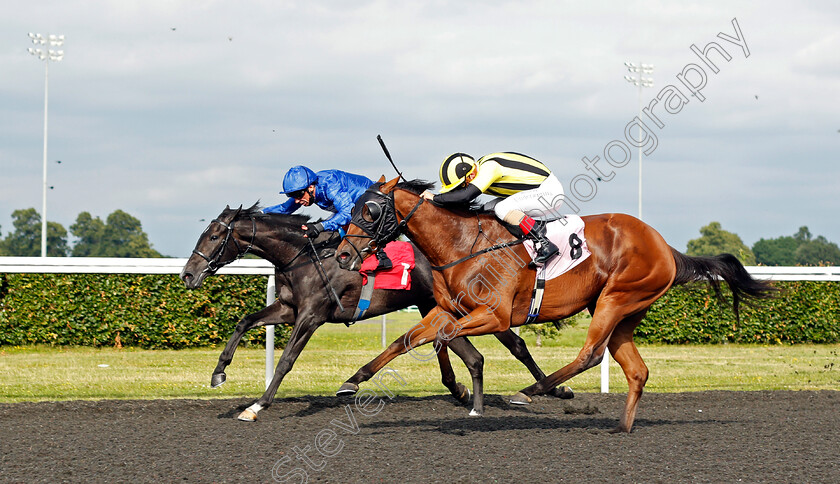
[1,312,838,403]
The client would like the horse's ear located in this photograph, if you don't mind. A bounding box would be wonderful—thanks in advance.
[377,175,386,183]
[225,205,231,210]
[381,176,400,193]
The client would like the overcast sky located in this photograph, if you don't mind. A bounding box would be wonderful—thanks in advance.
[2,0,838,257]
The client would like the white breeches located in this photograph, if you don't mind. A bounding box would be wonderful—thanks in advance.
[493,173,565,222]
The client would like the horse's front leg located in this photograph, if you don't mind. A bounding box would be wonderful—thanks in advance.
[211,301,293,388]
[336,306,448,395]
[238,317,323,422]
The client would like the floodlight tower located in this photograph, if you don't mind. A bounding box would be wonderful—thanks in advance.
[624,61,654,221]
[28,32,65,257]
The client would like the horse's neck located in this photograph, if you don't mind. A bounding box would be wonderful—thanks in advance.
[397,195,504,266]
[243,219,308,267]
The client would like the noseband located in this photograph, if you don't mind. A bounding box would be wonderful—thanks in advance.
[192,215,257,274]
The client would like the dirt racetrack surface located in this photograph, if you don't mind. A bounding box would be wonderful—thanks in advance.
[1,391,839,483]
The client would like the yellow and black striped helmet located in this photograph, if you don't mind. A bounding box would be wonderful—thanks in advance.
[439,153,476,193]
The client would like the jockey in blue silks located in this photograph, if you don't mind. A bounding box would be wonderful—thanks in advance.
[263,165,374,238]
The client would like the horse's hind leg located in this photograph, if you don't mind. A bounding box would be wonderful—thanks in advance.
[447,336,485,416]
[436,342,471,404]
[211,301,292,387]
[494,330,574,399]
[607,311,649,433]
[511,301,629,403]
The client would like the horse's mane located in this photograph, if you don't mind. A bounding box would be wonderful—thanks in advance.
[225,202,313,227]
[394,179,436,194]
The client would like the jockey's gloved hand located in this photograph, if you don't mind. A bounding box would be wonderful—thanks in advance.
[303,222,323,238]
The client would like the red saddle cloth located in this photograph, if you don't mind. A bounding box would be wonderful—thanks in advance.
[359,241,415,290]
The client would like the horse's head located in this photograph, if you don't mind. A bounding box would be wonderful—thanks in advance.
[181,204,256,289]
[336,176,394,270]
[337,176,434,271]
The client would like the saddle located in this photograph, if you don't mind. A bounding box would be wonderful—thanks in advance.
[469,199,565,240]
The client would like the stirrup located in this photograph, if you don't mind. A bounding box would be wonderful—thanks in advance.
[534,242,559,264]
[529,243,559,268]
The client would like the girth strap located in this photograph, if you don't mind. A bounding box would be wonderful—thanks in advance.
[526,267,547,324]
[349,273,376,325]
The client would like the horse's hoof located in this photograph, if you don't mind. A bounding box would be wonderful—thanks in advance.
[468,408,483,417]
[550,385,574,399]
[509,392,532,406]
[238,409,258,422]
[336,382,359,396]
[454,382,471,404]
[211,372,227,388]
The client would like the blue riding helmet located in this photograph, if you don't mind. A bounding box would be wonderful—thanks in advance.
[281,165,318,195]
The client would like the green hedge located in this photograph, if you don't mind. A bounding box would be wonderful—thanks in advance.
[638,281,840,344]
[0,273,292,349]
[1,275,838,347]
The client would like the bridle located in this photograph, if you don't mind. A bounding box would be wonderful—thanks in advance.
[192,215,257,275]
[342,185,424,262]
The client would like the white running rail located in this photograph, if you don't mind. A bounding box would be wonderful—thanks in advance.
[2,257,838,393]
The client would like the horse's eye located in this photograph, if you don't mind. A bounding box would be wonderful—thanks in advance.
[210,235,220,241]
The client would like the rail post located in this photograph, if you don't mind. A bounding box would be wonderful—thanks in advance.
[265,275,276,390]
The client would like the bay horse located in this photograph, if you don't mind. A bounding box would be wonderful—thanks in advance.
[335,178,777,432]
[180,204,571,421]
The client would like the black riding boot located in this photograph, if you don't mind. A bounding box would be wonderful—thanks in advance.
[529,221,559,265]
[374,249,393,270]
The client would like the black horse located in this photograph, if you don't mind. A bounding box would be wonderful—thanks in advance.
[180,204,571,421]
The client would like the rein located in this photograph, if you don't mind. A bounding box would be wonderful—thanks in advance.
[306,235,346,313]
[399,196,527,271]
[276,232,340,272]
[428,238,526,271]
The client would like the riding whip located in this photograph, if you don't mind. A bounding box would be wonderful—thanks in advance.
[377,134,408,182]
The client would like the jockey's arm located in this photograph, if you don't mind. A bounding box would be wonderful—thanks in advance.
[319,188,355,231]
[432,184,482,204]
[262,198,299,214]
[430,159,502,204]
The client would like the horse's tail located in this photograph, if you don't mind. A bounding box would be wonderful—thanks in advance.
[670,247,778,319]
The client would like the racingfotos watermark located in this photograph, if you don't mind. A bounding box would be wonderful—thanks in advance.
[562,17,749,213]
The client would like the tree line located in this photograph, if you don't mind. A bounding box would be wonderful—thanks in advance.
[0,208,163,257]
[686,221,840,266]
[1,208,838,265]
